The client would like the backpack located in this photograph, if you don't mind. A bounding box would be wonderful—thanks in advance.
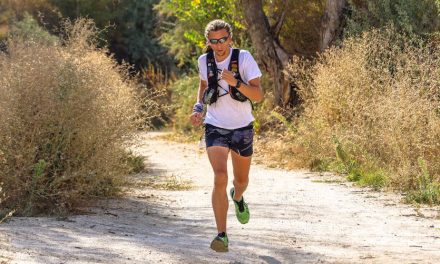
[202,49,248,105]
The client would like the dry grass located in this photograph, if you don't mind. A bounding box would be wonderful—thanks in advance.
[149,175,193,191]
[0,19,142,215]
[284,27,440,200]
[136,64,174,129]
[137,174,193,191]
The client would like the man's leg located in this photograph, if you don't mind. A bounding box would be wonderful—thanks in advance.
[231,151,251,201]
[206,146,230,233]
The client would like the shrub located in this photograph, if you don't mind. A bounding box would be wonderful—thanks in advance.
[169,74,203,140]
[0,19,140,215]
[137,64,173,129]
[287,27,440,197]
[346,0,440,38]
[8,12,59,45]
[406,158,440,204]
[0,0,61,41]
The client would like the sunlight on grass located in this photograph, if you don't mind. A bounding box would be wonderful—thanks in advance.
[142,175,193,191]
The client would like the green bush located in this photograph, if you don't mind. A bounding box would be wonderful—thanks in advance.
[9,12,59,45]
[0,19,141,215]
[52,0,173,71]
[347,0,440,37]
[406,158,440,204]
[155,0,247,68]
[0,0,61,40]
[122,151,146,174]
[169,74,203,139]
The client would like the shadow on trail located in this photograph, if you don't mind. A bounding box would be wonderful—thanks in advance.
[0,150,334,263]
[259,255,282,264]
[0,194,331,264]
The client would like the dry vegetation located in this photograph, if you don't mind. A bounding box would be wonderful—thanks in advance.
[0,19,142,216]
[280,27,440,202]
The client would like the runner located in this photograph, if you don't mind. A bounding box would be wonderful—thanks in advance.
[190,19,263,252]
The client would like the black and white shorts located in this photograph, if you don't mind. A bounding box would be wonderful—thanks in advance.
[204,123,254,157]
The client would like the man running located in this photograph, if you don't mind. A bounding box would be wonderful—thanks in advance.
[190,19,263,252]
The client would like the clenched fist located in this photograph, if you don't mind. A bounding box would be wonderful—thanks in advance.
[190,112,203,126]
[219,69,238,87]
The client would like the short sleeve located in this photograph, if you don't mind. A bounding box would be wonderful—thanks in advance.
[239,51,262,83]
[198,54,208,82]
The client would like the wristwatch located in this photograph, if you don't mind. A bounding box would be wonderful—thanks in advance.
[235,80,242,89]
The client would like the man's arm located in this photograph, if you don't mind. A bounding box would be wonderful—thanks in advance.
[197,79,208,103]
[220,70,263,103]
[234,77,263,103]
[190,79,208,126]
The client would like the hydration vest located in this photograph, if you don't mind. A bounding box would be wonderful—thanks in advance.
[202,49,248,105]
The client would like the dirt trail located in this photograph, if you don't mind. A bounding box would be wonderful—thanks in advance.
[1,132,440,264]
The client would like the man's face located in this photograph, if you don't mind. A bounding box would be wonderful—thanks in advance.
[207,29,232,58]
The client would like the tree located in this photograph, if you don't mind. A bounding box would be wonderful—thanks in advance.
[112,0,173,71]
[320,0,347,51]
[155,0,248,69]
[240,0,347,106]
[49,0,118,28]
[346,0,440,38]
[8,12,59,45]
[0,0,61,40]
[240,0,289,106]
[50,0,172,71]
[154,0,348,105]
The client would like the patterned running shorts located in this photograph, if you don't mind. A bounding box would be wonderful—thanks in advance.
[204,123,254,157]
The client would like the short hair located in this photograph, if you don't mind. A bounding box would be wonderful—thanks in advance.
[204,19,233,39]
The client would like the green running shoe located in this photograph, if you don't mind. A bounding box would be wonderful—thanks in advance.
[210,234,229,252]
[230,187,250,224]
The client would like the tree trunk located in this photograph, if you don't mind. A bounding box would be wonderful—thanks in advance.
[241,0,347,107]
[320,0,347,51]
[241,0,290,107]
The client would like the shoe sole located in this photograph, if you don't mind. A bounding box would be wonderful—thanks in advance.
[210,239,228,252]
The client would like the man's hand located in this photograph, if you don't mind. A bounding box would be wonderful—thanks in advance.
[220,69,238,87]
[190,112,203,126]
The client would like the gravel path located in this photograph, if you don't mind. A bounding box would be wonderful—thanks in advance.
[0,132,439,264]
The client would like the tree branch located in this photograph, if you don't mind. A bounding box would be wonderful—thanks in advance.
[270,0,287,37]
[241,0,294,106]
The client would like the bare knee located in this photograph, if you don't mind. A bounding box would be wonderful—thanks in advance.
[234,176,248,188]
[213,170,228,189]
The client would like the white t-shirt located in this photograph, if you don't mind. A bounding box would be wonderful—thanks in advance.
[198,48,262,129]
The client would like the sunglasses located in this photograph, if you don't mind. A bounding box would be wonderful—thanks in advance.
[208,35,229,44]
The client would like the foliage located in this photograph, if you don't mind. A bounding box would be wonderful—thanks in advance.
[407,183,440,205]
[146,175,192,191]
[286,27,440,200]
[0,0,61,40]
[155,0,330,65]
[117,0,173,71]
[49,0,119,29]
[169,74,203,138]
[264,0,327,56]
[346,0,440,38]
[8,12,59,45]
[51,0,173,71]
[0,19,142,215]
[155,0,248,68]
[122,151,146,174]
[406,158,440,204]
[334,140,389,190]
